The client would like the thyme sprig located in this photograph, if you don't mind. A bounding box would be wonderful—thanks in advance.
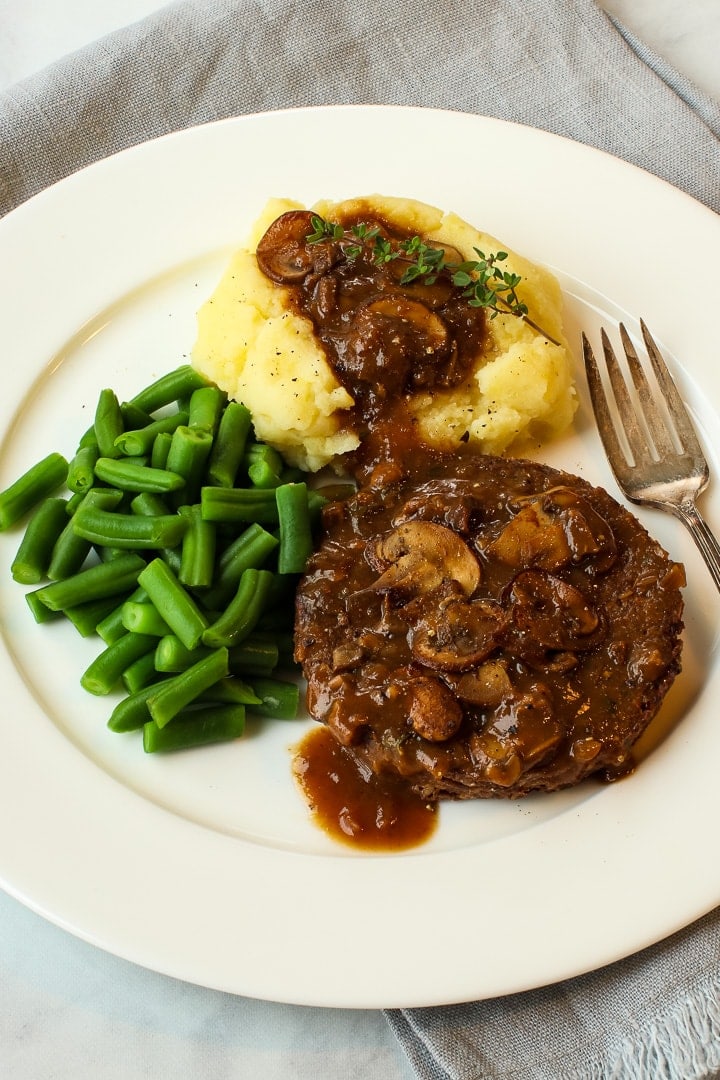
[306,215,559,345]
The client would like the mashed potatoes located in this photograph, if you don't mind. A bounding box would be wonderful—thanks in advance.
[192,195,576,471]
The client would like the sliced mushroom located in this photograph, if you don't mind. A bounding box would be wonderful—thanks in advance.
[342,294,452,392]
[256,210,330,284]
[489,502,573,571]
[392,489,480,535]
[467,685,561,785]
[455,661,513,706]
[543,488,617,571]
[367,520,481,598]
[505,690,562,767]
[407,676,463,742]
[312,273,338,319]
[331,642,366,673]
[362,296,449,345]
[508,569,600,652]
[570,736,603,764]
[324,675,370,747]
[500,487,617,572]
[409,597,507,672]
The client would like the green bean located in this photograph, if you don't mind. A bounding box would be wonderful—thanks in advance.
[80,632,157,695]
[245,443,286,488]
[248,677,300,719]
[205,401,252,488]
[202,567,274,649]
[0,452,69,531]
[76,425,99,452]
[113,410,188,457]
[278,466,306,485]
[307,489,330,520]
[146,647,229,728]
[109,455,150,469]
[137,557,208,650]
[65,490,86,516]
[247,441,284,467]
[229,635,280,675]
[188,386,226,435]
[200,678,262,706]
[64,594,128,638]
[5,365,323,759]
[130,491,171,517]
[201,523,279,610]
[11,497,68,584]
[154,632,279,676]
[107,679,173,732]
[127,491,183,572]
[48,488,124,580]
[93,457,185,494]
[166,426,213,505]
[96,585,146,645]
[25,590,63,624]
[72,506,188,550]
[66,444,99,494]
[247,458,282,489]
[122,650,162,694]
[47,519,93,580]
[33,552,146,612]
[143,704,245,753]
[178,504,216,588]
[120,402,153,431]
[94,388,125,459]
[161,547,184,577]
[121,599,172,637]
[217,525,279,574]
[151,431,173,470]
[276,482,313,574]
[154,634,213,672]
[97,546,127,563]
[200,485,279,525]
[252,628,295,667]
[129,365,210,414]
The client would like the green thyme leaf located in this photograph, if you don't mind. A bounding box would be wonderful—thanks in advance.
[303,214,560,344]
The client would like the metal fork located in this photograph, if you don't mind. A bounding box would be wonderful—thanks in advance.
[582,320,720,592]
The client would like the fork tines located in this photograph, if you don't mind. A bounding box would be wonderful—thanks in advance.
[582,321,703,471]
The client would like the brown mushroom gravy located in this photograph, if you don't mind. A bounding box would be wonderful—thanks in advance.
[255,207,486,471]
[255,208,684,825]
[293,724,438,850]
[294,453,685,802]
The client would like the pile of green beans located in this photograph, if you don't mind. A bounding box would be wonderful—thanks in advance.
[0,365,331,753]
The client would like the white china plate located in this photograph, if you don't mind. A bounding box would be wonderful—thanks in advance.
[1,106,719,1009]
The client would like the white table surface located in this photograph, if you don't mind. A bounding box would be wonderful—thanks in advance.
[0,2,718,1079]
[1,0,719,100]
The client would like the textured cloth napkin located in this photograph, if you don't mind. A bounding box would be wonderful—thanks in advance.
[1,2,720,1078]
[1,0,719,216]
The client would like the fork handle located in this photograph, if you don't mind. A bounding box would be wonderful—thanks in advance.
[673,502,720,594]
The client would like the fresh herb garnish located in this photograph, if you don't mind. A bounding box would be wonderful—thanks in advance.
[306,215,559,345]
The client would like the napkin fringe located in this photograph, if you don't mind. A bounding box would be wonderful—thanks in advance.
[605,978,720,1080]
[392,974,720,1080]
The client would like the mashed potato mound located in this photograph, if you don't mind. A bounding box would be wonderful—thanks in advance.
[192,195,576,471]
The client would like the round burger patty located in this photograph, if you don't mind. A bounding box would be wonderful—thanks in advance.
[294,454,685,799]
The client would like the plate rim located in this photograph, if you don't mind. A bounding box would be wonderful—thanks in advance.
[1,104,719,1009]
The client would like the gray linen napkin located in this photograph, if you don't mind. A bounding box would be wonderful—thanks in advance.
[0,0,719,216]
[1,2,720,1079]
